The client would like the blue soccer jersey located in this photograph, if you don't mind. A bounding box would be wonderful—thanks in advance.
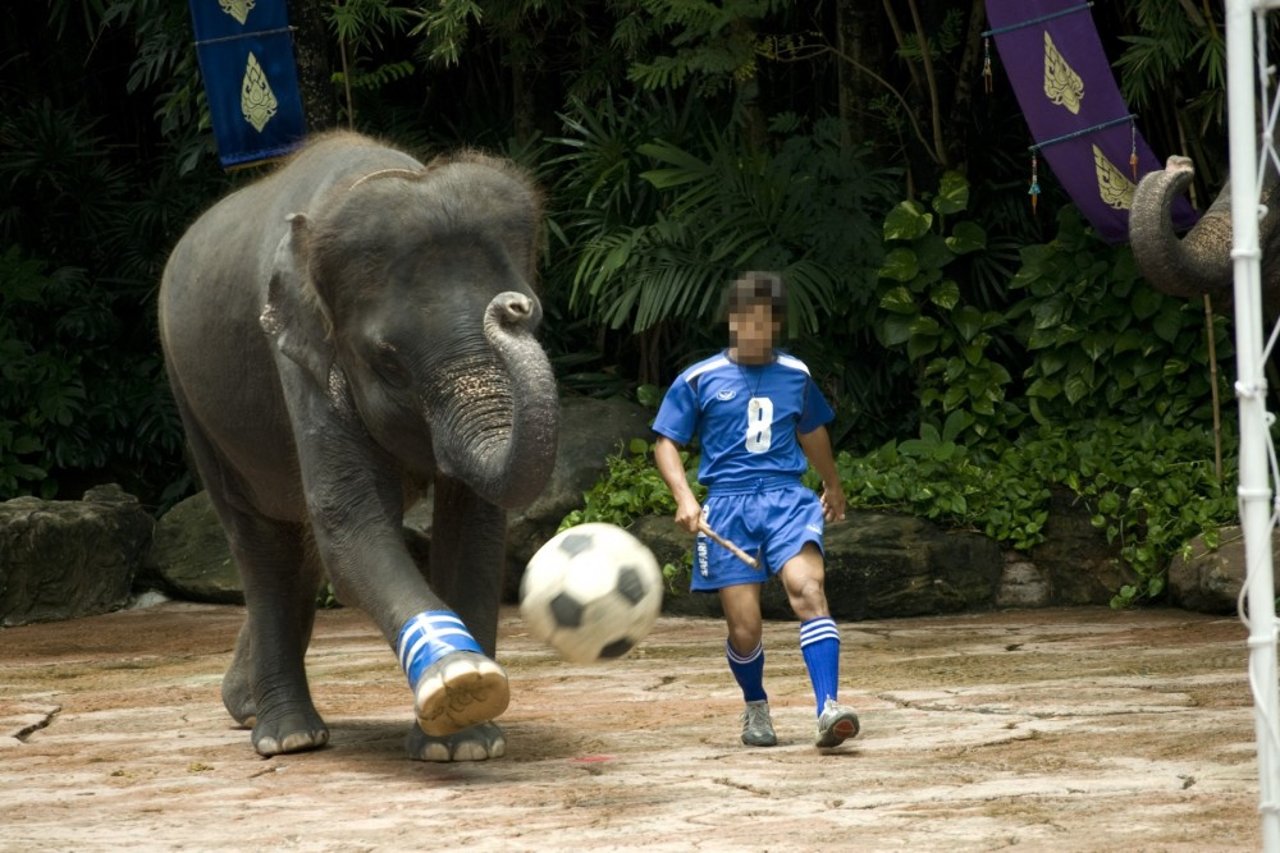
[652,350,835,493]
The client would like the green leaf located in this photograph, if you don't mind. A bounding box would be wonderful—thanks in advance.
[1132,287,1164,320]
[933,171,970,215]
[1112,328,1148,354]
[1026,377,1062,399]
[930,279,960,310]
[635,384,662,408]
[1152,306,1184,343]
[1064,374,1091,404]
[914,233,954,273]
[953,305,984,342]
[879,285,918,315]
[877,314,915,347]
[941,409,974,442]
[907,333,939,361]
[1082,332,1112,362]
[878,248,921,282]
[883,201,933,241]
[945,221,986,255]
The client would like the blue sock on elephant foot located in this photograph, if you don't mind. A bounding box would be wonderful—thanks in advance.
[397,611,510,737]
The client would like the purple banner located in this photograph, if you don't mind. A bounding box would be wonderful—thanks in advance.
[985,0,1199,243]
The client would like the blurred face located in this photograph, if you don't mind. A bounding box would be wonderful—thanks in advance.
[728,301,780,364]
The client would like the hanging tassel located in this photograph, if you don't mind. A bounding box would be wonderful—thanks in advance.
[1129,118,1139,181]
[983,37,993,94]
[1029,150,1041,214]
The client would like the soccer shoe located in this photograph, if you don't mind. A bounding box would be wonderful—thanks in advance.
[814,698,860,749]
[739,699,777,747]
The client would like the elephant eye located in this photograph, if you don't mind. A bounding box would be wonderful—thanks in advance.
[370,343,411,389]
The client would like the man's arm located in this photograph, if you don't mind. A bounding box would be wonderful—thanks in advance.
[654,436,702,534]
[798,425,846,522]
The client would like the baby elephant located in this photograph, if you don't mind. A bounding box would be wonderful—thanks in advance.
[158,131,559,762]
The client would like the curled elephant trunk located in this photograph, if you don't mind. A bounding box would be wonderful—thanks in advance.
[1130,156,1280,305]
[1129,157,1234,300]
[434,291,559,509]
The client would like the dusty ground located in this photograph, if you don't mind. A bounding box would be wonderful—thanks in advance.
[0,601,1263,851]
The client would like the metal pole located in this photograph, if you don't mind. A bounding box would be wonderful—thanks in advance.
[1227,2,1280,848]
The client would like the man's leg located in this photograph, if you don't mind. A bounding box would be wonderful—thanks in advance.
[780,545,860,748]
[719,583,774,746]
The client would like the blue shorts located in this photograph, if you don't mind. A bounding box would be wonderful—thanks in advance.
[692,482,825,592]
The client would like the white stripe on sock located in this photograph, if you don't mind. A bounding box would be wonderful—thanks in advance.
[799,618,840,647]
[726,641,763,664]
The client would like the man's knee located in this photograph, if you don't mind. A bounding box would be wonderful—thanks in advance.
[782,549,828,618]
[727,623,762,654]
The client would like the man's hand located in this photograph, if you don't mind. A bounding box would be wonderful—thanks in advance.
[654,436,702,534]
[673,494,702,534]
[799,425,846,524]
[821,483,846,523]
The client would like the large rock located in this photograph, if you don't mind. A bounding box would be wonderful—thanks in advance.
[1168,526,1250,614]
[143,491,241,604]
[0,484,153,626]
[631,510,1004,620]
[1029,487,1132,605]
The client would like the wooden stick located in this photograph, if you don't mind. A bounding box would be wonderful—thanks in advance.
[698,519,759,569]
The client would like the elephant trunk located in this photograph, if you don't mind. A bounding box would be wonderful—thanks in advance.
[433,291,559,509]
[1129,157,1235,300]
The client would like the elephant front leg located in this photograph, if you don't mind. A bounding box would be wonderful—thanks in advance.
[300,454,510,744]
[391,475,512,762]
[396,611,509,737]
[174,394,329,756]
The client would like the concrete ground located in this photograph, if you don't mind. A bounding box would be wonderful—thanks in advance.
[0,601,1263,851]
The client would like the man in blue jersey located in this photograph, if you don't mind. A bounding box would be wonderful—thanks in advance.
[652,271,859,750]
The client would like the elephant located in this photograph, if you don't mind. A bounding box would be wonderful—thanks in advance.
[1130,154,1280,314]
[157,131,559,763]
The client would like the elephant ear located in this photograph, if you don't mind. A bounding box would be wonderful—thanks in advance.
[259,213,335,389]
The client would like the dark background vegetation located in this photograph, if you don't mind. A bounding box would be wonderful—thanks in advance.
[0,1,1247,603]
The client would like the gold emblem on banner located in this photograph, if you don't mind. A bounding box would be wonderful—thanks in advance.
[1043,31,1083,114]
[1093,145,1135,210]
[241,52,278,133]
[218,0,256,26]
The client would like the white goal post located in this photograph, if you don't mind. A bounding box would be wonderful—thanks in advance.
[1226,2,1280,849]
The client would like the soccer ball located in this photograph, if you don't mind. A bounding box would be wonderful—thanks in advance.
[520,523,663,663]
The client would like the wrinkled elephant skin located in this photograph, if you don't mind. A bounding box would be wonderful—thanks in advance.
[158,131,559,762]
[1130,155,1280,316]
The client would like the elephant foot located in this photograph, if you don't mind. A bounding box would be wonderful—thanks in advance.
[412,651,509,737]
[407,721,506,762]
[252,706,330,756]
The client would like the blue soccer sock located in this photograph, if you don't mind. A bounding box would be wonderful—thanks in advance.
[799,616,841,716]
[726,640,767,703]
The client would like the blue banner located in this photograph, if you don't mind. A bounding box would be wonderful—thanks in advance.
[189,0,306,168]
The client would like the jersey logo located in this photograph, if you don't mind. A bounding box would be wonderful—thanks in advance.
[716,389,737,401]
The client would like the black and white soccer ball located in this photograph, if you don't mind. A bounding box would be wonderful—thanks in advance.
[520,523,663,663]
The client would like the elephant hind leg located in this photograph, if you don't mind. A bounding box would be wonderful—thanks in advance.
[221,545,326,732]
[221,514,327,756]
[176,402,327,755]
